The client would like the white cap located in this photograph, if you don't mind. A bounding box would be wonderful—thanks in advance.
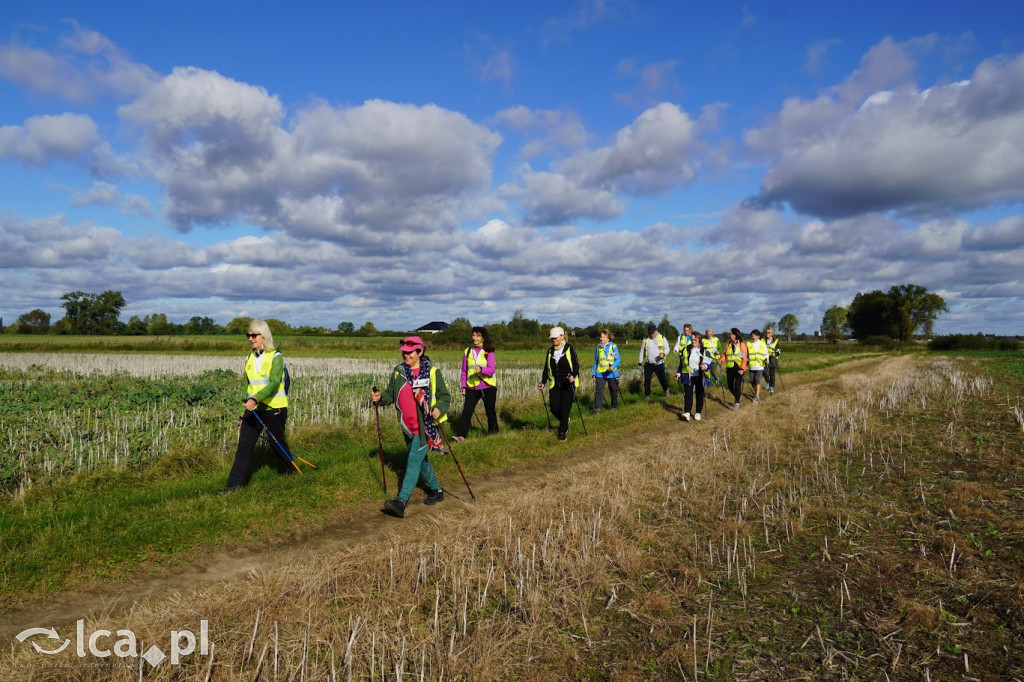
[549,326,565,339]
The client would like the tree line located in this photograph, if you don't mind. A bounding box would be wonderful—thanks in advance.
[5,284,974,348]
[3,292,807,345]
[820,283,948,343]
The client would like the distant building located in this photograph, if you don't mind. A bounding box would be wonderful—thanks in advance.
[414,321,451,334]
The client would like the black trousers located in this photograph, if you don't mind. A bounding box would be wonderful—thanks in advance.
[726,367,744,404]
[765,360,777,389]
[683,376,705,414]
[643,362,670,396]
[594,376,620,409]
[457,386,499,437]
[549,385,575,436]
[227,408,289,487]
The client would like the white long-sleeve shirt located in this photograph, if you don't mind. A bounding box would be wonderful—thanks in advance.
[639,333,669,365]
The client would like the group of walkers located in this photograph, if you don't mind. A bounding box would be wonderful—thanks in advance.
[220,319,781,517]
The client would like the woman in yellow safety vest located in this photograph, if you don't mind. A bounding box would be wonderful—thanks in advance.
[676,331,713,421]
[537,326,580,442]
[764,327,780,394]
[454,326,498,441]
[591,329,621,412]
[221,318,292,493]
[747,329,768,403]
[702,328,722,385]
[719,327,748,411]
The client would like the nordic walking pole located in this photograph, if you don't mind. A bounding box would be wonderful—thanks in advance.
[372,387,387,494]
[539,386,553,430]
[249,410,304,474]
[776,365,786,392]
[253,410,317,470]
[437,422,476,502]
[572,385,588,436]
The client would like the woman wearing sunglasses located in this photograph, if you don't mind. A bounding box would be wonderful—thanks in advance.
[221,318,292,493]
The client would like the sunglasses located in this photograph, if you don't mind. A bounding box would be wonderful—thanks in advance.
[246,333,261,339]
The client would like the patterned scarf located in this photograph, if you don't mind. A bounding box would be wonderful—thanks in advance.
[402,356,444,452]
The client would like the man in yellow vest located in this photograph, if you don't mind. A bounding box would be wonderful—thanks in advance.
[638,324,671,400]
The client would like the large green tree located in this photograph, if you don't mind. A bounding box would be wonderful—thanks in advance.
[185,316,221,335]
[15,309,51,334]
[265,318,291,337]
[889,283,948,342]
[846,284,947,342]
[59,290,125,335]
[847,290,897,340]
[225,317,252,335]
[659,314,678,341]
[820,306,849,343]
[778,313,799,341]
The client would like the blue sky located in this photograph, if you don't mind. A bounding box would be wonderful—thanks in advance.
[2,1,1023,334]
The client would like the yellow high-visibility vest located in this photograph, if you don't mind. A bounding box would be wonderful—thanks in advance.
[546,346,580,389]
[724,342,746,369]
[245,350,288,409]
[429,366,448,423]
[464,347,496,388]
[596,343,618,373]
[748,339,768,367]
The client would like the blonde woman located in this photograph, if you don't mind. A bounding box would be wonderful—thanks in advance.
[221,319,291,493]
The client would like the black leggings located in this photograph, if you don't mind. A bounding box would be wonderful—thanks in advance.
[457,386,498,436]
[228,408,289,487]
[684,376,705,414]
[726,367,744,404]
[548,385,575,436]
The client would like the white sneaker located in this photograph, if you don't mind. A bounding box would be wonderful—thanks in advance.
[682,413,690,421]
[695,413,701,421]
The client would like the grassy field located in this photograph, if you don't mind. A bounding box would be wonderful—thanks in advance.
[1,351,1021,679]
[0,344,879,596]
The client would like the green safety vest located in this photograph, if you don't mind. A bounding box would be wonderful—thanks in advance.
[245,350,288,409]
[702,336,721,355]
[464,347,496,388]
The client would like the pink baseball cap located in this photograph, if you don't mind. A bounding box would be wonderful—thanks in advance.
[399,335,424,352]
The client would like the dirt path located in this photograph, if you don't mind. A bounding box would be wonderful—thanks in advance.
[1,356,893,640]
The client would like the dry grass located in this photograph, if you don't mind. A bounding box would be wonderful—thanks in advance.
[4,354,1023,680]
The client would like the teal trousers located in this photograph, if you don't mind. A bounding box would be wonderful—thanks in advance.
[399,434,440,502]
